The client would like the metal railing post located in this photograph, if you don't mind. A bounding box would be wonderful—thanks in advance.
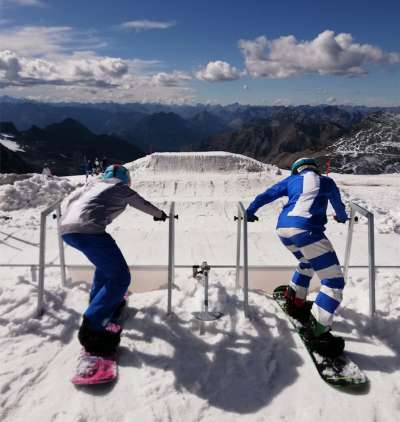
[343,202,376,316]
[204,264,209,314]
[37,210,47,317]
[167,202,175,315]
[343,207,356,282]
[239,202,250,319]
[368,213,376,316]
[36,199,66,317]
[235,203,242,292]
[56,205,67,287]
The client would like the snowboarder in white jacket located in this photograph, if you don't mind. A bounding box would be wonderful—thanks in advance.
[60,164,167,356]
[246,157,348,358]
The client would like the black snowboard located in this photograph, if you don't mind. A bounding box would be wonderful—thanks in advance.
[271,285,368,388]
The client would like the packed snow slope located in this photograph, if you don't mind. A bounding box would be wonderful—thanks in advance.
[0,152,400,422]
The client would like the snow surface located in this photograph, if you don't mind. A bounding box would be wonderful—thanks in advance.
[0,174,75,212]
[0,152,400,422]
[0,135,24,152]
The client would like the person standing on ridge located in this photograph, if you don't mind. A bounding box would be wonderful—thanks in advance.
[42,163,52,178]
[84,159,92,182]
[60,164,167,356]
[94,157,101,175]
[101,157,108,173]
[246,157,348,358]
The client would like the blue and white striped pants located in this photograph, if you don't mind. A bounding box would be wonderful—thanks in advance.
[277,228,345,328]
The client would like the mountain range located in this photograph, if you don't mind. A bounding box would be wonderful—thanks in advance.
[0,119,144,175]
[326,112,400,173]
[0,97,399,175]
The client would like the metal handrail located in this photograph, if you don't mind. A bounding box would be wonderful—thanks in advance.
[235,202,250,318]
[343,202,376,316]
[167,201,177,315]
[36,200,177,318]
[37,199,66,317]
[2,264,397,269]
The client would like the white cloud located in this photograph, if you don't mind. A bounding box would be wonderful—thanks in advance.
[0,50,131,87]
[0,26,76,56]
[0,25,194,103]
[239,30,400,79]
[0,50,194,103]
[0,0,45,7]
[0,50,21,79]
[196,61,242,82]
[151,71,191,87]
[120,20,176,31]
[326,96,337,104]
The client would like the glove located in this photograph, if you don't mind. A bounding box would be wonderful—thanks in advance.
[333,215,347,223]
[247,214,259,222]
[153,211,168,221]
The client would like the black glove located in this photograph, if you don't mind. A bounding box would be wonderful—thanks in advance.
[153,211,168,221]
[247,215,259,222]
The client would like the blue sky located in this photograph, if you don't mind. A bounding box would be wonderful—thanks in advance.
[0,0,399,105]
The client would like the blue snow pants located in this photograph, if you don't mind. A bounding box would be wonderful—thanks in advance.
[62,233,131,331]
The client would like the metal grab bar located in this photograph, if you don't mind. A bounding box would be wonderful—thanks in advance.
[235,202,250,318]
[167,202,178,315]
[37,200,177,318]
[37,199,66,317]
[343,202,376,316]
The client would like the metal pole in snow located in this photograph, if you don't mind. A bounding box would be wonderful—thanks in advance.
[238,202,250,319]
[368,213,376,316]
[204,263,209,315]
[56,205,67,287]
[343,207,356,283]
[37,210,47,317]
[167,202,175,315]
[235,203,242,292]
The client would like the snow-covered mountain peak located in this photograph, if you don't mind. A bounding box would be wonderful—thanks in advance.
[328,112,400,173]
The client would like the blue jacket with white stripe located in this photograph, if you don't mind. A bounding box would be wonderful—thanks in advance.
[246,169,348,231]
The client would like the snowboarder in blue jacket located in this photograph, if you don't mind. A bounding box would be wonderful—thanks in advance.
[246,158,348,358]
[60,164,167,356]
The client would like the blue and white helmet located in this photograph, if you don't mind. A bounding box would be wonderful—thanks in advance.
[103,164,131,185]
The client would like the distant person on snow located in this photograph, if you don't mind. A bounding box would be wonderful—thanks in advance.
[84,160,92,182]
[42,164,52,177]
[94,157,101,175]
[60,164,167,356]
[246,157,348,358]
[101,157,108,173]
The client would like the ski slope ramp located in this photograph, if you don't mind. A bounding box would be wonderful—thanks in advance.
[0,152,400,422]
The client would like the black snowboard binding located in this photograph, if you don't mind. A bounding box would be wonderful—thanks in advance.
[301,315,345,359]
[284,286,312,325]
[78,316,122,357]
